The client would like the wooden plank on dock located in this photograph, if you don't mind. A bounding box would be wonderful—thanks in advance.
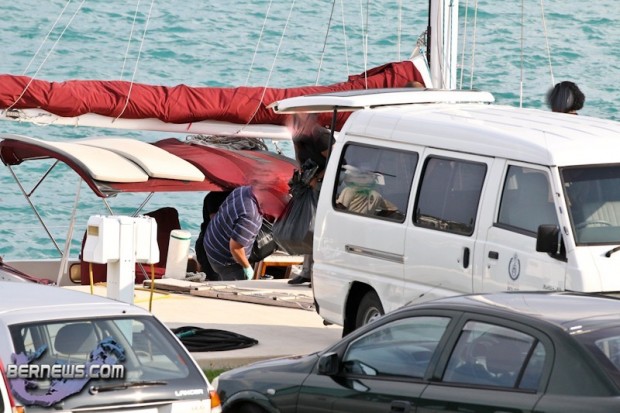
[143,278,204,293]
[191,287,314,311]
[143,278,315,310]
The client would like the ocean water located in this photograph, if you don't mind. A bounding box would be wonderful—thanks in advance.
[1,0,619,259]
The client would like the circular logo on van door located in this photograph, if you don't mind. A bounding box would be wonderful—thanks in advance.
[508,254,521,281]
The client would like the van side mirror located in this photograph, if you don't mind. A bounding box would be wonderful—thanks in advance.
[536,225,565,259]
[318,352,340,376]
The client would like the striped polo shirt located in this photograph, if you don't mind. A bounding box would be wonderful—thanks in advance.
[203,186,262,266]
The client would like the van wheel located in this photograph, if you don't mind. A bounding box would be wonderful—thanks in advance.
[355,291,384,329]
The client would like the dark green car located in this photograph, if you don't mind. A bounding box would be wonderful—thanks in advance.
[214,292,620,412]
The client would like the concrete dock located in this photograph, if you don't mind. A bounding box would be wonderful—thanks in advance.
[71,279,343,370]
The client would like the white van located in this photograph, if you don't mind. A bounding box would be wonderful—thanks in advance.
[273,89,620,335]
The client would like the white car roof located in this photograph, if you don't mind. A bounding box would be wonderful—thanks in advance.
[0,282,145,324]
[272,89,620,167]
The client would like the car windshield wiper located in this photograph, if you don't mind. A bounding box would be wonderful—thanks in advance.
[605,246,620,257]
[89,380,167,394]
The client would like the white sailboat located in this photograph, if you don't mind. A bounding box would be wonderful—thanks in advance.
[0,0,465,137]
[0,0,461,286]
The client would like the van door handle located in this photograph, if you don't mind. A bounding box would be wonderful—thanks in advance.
[488,251,499,259]
[463,247,470,269]
[390,400,412,413]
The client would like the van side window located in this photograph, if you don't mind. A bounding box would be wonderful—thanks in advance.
[415,157,486,236]
[498,166,558,234]
[334,144,417,222]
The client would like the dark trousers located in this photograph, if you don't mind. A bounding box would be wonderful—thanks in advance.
[207,256,246,281]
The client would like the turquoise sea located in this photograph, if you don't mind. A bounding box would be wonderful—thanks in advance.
[1,0,619,259]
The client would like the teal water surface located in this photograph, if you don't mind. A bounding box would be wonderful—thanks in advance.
[1,0,619,259]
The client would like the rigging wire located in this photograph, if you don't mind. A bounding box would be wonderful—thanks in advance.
[519,0,525,107]
[360,0,370,88]
[458,0,471,90]
[340,0,350,76]
[446,0,457,89]
[120,0,143,81]
[6,0,87,113]
[468,0,479,90]
[245,0,275,86]
[539,0,555,86]
[236,0,297,132]
[397,0,403,60]
[315,0,338,85]
[115,0,156,121]
[21,0,73,76]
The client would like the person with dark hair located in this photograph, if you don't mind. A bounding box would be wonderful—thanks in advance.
[203,186,262,281]
[546,81,585,114]
[195,191,231,281]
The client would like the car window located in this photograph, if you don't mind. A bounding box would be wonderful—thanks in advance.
[10,318,191,382]
[334,144,418,222]
[415,156,486,236]
[342,316,451,379]
[573,326,620,388]
[519,341,546,390]
[497,166,558,234]
[443,321,543,390]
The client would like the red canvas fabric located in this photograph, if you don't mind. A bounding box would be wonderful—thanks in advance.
[0,60,423,131]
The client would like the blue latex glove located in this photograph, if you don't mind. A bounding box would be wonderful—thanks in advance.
[243,266,254,280]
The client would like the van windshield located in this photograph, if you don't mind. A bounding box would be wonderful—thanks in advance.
[562,165,620,245]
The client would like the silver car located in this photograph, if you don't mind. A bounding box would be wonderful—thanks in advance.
[0,282,221,413]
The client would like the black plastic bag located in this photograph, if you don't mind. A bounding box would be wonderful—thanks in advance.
[172,326,258,352]
[250,218,277,263]
[272,185,317,255]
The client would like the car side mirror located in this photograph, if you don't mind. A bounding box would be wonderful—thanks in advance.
[536,225,565,259]
[318,352,340,376]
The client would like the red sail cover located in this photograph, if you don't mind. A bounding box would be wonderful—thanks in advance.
[0,61,424,130]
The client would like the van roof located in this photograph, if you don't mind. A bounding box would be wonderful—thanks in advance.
[273,89,620,167]
[355,103,620,166]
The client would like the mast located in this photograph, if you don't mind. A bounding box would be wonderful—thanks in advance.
[428,0,459,89]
